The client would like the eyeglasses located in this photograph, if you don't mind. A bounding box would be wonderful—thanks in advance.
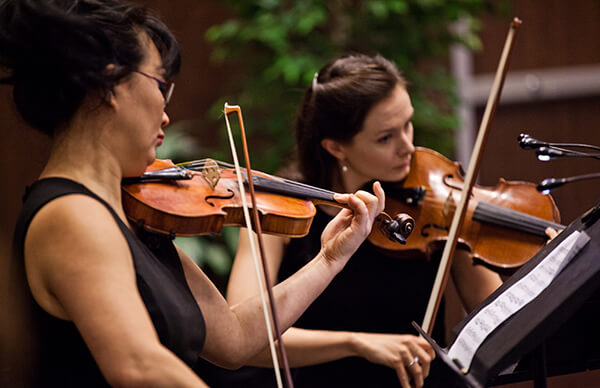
[134,71,175,107]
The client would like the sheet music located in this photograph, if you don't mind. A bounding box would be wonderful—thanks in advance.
[448,230,591,372]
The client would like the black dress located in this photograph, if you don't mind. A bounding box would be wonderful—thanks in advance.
[277,208,446,387]
[197,208,447,387]
[11,178,206,387]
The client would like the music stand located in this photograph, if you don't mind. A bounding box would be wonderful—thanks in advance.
[413,200,600,388]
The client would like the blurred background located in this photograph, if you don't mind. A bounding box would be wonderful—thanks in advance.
[2,0,600,386]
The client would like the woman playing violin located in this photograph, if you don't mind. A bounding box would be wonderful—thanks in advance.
[224,53,504,388]
[2,2,385,387]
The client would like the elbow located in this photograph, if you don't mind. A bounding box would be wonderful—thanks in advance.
[205,345,262,370]
[210,353,248,370]
[104,369,147,388]
[104,368,149,388]
[101,354,166,388]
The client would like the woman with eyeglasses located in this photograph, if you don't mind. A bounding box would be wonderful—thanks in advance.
[1,1,385,387]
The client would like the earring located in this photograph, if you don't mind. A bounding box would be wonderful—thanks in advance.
[341,164,348,173]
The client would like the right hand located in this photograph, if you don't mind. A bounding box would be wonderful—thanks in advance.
[351,332,435,388]
[320,181,385,269]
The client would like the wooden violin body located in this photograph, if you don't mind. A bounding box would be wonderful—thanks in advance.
[122,159,318,238]
[122,159,414,243]
[369,147,563,274]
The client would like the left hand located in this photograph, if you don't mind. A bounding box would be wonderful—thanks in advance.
[320,181,385,270]
[545,227,560,242]
[351,332,435,388]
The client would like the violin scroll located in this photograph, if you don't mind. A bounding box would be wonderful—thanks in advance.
[376,212,415,245]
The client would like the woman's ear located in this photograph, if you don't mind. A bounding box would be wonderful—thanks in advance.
[320,138,347,162]
[104,64,118,108]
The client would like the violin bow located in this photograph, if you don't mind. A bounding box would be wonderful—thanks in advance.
[223,103,294,388]
[421,18,522,334]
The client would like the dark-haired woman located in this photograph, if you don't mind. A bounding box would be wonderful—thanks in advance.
[226,54,503,388]
[1,1,385,387]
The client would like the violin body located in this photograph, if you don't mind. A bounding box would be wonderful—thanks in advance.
[368,147,562,273]
[122,159,317,237]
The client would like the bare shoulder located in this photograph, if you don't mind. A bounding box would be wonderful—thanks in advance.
[25,194,134,319]
[24,194,182,381]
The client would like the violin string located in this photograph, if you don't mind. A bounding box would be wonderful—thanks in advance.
[179,159,338,199]
[387,192,561,237]
[473,202,563,236]
[478,201,561,230]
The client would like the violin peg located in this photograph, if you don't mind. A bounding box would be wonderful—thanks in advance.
[377,213,415,244]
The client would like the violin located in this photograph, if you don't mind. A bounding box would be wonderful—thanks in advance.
[368,147,564,275]
[121,158,415,244]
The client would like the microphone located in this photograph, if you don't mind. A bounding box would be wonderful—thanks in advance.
[518,133,600,152]
[536,146,600,161]
[536,146,566,161]
[518,133,548,150]
[537,172,600,194]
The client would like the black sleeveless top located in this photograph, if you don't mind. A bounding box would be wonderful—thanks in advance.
[12,178,206,387]
[196,208,446,387]
[277,208,446,387]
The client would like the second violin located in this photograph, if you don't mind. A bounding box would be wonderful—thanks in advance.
[369,147,564,274]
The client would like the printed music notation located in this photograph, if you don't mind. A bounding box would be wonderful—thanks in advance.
[448,230,591,372]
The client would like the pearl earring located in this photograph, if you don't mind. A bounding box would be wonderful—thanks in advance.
[341,165,348,173]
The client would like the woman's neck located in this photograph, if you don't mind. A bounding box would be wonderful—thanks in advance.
[41,121,125,214]
[331,166,369,194]
[320,168,370,217]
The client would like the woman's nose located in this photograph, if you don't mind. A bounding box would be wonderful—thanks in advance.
[162,111,170,128]
[397,132,415,155]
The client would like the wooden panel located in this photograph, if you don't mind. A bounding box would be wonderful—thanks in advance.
[477,96,600,224]
[474,0,600,73]
[471,4,600,385]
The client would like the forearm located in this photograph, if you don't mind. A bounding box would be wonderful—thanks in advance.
[244,327,357,367]
[225,250,343,363]
[451,250,502,312]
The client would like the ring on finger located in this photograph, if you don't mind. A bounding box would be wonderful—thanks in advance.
[408,356,420,367]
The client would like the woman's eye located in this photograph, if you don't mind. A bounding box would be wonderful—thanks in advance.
[377,134,392,144]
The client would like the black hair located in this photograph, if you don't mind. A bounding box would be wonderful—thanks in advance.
[295,53,407,189]
[0,0,180,135]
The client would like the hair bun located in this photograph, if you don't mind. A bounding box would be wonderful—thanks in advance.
[0,0,179,135]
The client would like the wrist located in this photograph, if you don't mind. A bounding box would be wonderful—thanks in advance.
[347,331,364,358]
[315,248,345,275]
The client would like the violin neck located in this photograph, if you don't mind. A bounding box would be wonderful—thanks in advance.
[247,173,339,206]
[122,166,191,184]
[473,201,564,237]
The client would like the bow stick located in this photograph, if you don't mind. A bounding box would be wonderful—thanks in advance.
[421,18,522,334]
[223,103,294,388]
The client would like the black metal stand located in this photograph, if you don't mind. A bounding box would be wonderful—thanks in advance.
[532,343,547,388]
[414,199,600,388]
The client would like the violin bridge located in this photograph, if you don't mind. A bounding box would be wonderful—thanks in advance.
[442,191,455,221]
[201,159,221,190]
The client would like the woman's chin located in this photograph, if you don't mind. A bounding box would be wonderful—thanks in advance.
[383,167,410,182]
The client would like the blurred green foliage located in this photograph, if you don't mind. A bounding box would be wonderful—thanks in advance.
[204,0,502,173]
